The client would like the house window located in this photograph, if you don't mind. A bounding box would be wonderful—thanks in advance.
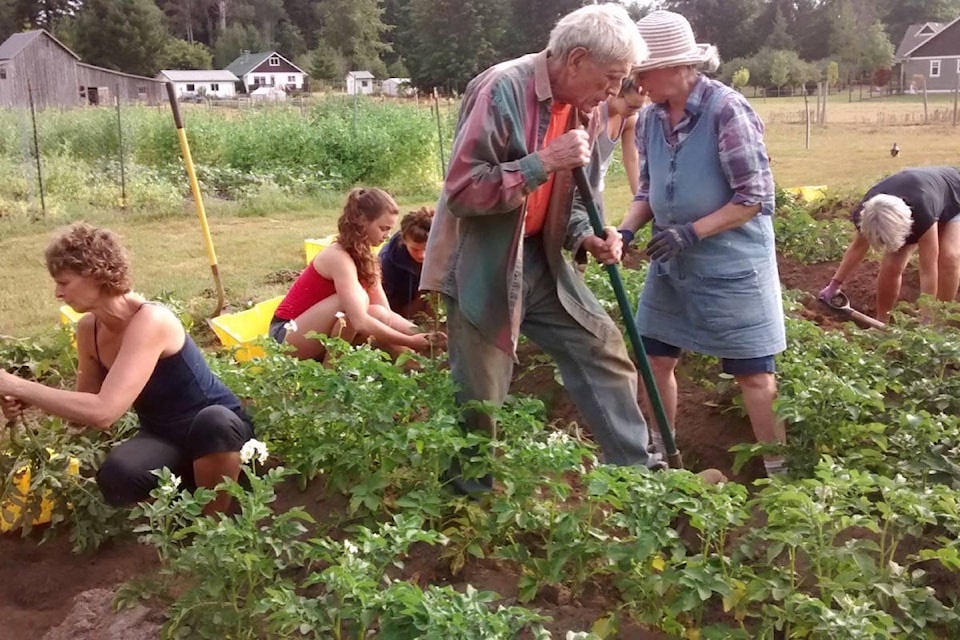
[137,85,147,98]
[0,66,6,80]
[210,83,219,92]
[361,80,369,88]
[287,75,295,82]
[255,76,265,85]
[930,60,941,77]
[269,56,280,66]
[186,83,195,91]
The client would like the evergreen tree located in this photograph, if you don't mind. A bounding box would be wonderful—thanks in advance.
[500,0,585,59]
[403,0,510,92]
[160,37,213,68]
[318,0,392,76]
[283,0,322,49]
[70,0,172,76]
[764,4,796,51]
[661,0,763,60]
[309,41,343,81]
[212,21,261,67]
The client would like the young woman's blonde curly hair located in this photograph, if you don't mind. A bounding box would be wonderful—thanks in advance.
[45,222,132,295]
[337,188,399,288]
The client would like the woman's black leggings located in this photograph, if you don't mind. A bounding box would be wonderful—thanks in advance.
[96,405,254,507]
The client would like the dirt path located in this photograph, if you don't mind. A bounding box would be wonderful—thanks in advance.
[0,534,157,640]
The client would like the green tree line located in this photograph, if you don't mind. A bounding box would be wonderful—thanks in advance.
[0,0,955,91]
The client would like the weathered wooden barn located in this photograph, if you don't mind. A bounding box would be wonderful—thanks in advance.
[0,29,164,109]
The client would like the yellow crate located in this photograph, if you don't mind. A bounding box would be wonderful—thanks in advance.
[59,304,85,347]
[1,451,80,533]
[304,235,336,265]
[209,296,284,362]
[784,185,827,203]
[59,304,85,326]
[59,294,143,345]
[304,235,387,266]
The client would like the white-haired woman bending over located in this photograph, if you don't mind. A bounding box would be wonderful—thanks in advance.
[819,166,960,322]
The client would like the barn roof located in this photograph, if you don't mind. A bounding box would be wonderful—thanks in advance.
[0,29,80,61]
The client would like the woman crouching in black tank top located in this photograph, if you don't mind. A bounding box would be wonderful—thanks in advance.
[0,223,254,515]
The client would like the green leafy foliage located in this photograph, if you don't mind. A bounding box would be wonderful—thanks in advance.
[774,187,851,264]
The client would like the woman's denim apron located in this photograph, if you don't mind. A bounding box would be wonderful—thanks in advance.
[634,85,786,360]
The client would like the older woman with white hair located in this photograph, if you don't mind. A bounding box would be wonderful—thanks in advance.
[819,166,960,322]
[617,10,787,476]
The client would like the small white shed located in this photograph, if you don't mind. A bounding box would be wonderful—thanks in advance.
[345,70,375,95]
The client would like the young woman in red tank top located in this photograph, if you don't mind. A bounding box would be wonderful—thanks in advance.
[272,188,445,360]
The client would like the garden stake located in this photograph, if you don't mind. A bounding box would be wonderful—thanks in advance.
[165,82,226,317]
[26,79,45,216]
[115,82,127,209]
[433,88,446,178]
[572,167,683,469]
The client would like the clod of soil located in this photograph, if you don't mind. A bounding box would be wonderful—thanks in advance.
[42,588,163,640]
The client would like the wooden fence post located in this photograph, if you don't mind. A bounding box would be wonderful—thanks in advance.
[922,77,929,124]
[953,75,959,127]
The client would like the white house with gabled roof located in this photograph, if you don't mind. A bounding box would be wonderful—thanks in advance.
[225,51,307,93]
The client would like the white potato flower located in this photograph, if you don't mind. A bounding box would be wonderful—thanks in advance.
[240,439,269,465]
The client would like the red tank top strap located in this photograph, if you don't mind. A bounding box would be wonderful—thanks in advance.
[275,265,337,320]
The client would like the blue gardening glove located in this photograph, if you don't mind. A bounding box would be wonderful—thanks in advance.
[618,228,635,247]
[818,279,842,302]
[646,223,699,261]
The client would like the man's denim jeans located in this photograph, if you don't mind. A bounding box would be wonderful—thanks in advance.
[445,235,659,473]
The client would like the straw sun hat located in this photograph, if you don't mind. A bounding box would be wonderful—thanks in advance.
[634,10,719,73]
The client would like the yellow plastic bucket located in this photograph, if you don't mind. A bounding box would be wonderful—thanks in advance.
[209,296,284,362]
[1,451,80,532]
[784,185,827,203]
[304,235,387,266]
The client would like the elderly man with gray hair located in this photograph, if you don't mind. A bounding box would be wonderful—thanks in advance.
[819,166,960,323]
[421,4,719,495]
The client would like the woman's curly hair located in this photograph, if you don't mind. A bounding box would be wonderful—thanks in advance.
[45,222,132,295]
[337,188,399,288]
[400,207,434,244]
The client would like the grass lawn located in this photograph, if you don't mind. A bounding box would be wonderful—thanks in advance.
[3,94,959,337]
[0,195,436,337]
